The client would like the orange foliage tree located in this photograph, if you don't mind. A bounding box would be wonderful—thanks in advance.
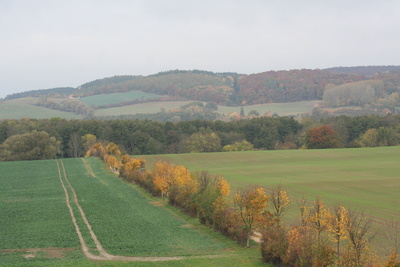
[152,161,189,199]
[233,186,268,247]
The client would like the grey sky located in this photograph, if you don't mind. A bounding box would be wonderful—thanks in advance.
[1,0,399,98]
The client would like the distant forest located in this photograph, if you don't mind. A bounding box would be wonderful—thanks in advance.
[5,66,400,106]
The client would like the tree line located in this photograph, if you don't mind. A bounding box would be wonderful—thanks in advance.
[90,142,399,266]
[0,114,399,161]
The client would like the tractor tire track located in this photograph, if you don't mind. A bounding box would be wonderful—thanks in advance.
[56,159,226,262]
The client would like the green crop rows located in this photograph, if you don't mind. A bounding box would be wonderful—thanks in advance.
[62,157,228,257]
[1,158,259,266]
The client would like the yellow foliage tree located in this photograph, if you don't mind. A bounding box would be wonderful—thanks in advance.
[152,161,187,199]
[125,158,142,174]
[212,177,231,229]
[308,195,332,242]
[106,142,121,157]
[106,155,118,171]
[270,184,290,225]
[85,142,106,159]
[328,204,349,265]
[234,186,268,247]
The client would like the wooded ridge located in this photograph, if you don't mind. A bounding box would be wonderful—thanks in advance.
[5,66,400,106]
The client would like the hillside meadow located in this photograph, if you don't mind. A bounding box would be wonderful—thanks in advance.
[79,90,162,107]
[0,98,81,120]
[142,146,400,223]
[0,158,266,266]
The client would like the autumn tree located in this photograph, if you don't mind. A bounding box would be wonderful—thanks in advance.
[341,211,374,267]
[303,125,340,149]
[106,142,121,157]
[234,186,268,247]
[195,172,230,228]
[152,161,189,199]
[85,142,106,159]
[105,155,118,172]
[308,195,332,242]
[269,184,290,225]
[328,204,349,265]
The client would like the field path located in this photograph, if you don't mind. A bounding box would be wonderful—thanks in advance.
[56,159,225,262]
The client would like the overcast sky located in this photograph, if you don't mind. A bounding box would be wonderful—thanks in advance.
[1,0,399,98]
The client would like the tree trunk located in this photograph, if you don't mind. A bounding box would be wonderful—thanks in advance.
[246,230,251,248]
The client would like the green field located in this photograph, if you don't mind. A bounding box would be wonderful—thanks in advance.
[0,158,265,266]
[0,98,81,120]
[79,91,162,107]
[142,147,400,223]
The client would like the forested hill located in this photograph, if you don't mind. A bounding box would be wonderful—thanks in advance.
[5,66,400,105]
[325,65,400,76]
[4,87,75,100]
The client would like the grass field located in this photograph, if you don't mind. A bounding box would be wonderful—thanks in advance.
[0,158,266,266]
[0,98,81,120]
[141,147,400,258]
[142,146,400,223]
[79,91,162,107]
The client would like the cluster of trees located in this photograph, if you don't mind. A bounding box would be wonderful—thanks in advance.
[88,143,399,266]
[36,98,94,116]
[0,114,399,161]
[259,196,399,266]
[0,130,60,161]
[323,80,385,107]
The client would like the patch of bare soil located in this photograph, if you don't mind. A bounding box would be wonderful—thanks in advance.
[149,201,164,207]
[2,247,76,259]
[81,158,96,177]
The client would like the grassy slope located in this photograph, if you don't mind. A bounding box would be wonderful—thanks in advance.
[141,147,400,222]
[79,91,162,106]
[0,98,81,119]
[0,158,266,266]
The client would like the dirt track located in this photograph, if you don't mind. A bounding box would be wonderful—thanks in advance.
[56,159,226,262]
